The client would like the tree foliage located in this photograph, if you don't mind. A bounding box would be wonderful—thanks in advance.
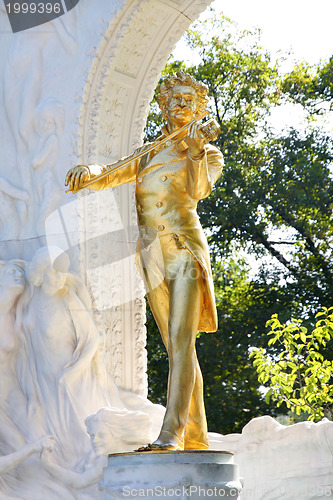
[145,13,333,433]
[250,307,333,420]
[282,57,333,114]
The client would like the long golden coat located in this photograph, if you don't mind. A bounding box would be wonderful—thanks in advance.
[88,127,224,332]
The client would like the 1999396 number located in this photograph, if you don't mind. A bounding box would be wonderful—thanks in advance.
[5,2,62,14]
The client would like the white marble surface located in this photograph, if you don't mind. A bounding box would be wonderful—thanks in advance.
[210,416,333,500]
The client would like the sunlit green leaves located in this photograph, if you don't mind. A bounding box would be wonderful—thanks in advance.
[250,307,333,420]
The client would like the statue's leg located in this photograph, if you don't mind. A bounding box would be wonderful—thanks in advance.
[149,242,205,450]
[148,289,208,449]
[183,352,209,450]
[146,284,169,350]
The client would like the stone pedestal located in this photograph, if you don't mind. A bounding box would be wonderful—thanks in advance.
[100,450,242,499]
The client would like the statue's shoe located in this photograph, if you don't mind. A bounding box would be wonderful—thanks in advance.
[150,430,184,451]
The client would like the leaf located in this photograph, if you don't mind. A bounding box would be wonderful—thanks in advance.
[265,388,274,404]
[300,331,307,343]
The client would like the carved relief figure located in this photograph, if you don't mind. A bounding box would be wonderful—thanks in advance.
[0,260,28,456]
[0,436,58,500]
[1,12,78,239]
[31,99,65,235]
[66,72,224,451]
[18,247,124,466]
[41,408,153,496]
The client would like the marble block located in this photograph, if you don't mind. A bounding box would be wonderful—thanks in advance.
[209,416,333,500]
[100,450,242,499]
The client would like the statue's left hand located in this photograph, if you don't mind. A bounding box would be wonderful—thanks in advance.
[36,435,56,461]
[185,121,207,157]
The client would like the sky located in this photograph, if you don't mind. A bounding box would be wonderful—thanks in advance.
[173,0,333,134]
[205,0,332,65]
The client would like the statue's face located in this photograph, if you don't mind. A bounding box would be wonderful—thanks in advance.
[166,85,198,126]
[88,423,113,457]
[0,263,25,296]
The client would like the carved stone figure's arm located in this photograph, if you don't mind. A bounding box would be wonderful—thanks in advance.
[14,311,43,416]
[41,451,105,489]
[186,145,224,200]
[0,437,50,475]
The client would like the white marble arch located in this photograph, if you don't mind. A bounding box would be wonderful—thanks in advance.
[0,0,212,397]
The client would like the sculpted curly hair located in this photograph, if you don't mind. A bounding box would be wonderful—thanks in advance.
[157,71,209,118]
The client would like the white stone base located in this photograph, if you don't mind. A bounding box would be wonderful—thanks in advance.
[100,450,242,499]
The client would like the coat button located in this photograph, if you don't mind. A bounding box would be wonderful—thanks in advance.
[138,177,143,183]
[178,235,186,243]
[157,224,165,232]
[165,140,171,147]
[161,175,167,182]
[156,201,162,208]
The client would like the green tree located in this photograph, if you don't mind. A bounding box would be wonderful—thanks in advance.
[145,13,333,433]
[282,57,333,115]
[250,307,333,420]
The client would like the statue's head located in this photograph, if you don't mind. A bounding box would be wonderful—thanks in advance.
[0,260,26,302]
[157,71,208,125]
[85,407,153,456]
[28,247,70,294]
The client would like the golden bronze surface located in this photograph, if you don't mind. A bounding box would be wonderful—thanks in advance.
[65,72,224,451]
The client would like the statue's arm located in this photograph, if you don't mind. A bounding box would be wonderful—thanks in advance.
[41,451,104,488]
[65,148,143,193]
[186,144,224,200]
[0,437,52,475]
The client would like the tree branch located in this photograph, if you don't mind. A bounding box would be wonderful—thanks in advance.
[252,228,300,278]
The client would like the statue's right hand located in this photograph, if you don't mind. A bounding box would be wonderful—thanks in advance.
[38,435,56,455]
[40,436,56,464]
[65,165,90,193]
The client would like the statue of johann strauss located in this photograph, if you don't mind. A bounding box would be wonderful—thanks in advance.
[66,72,224,451]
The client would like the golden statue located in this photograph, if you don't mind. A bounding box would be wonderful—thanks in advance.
[65,72,224,451]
